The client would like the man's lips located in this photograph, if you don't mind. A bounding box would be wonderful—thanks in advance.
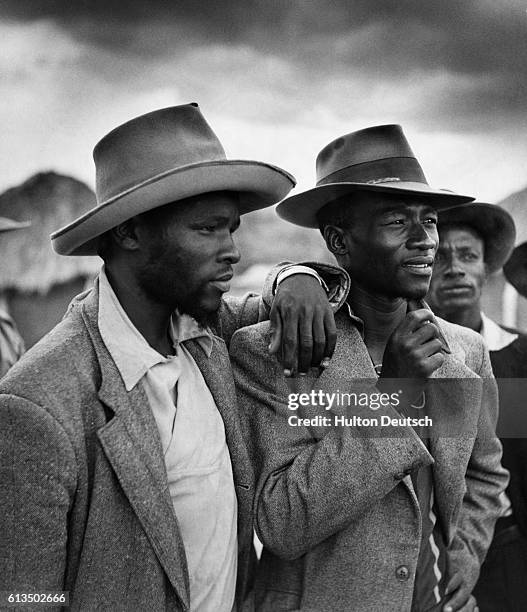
[439,284,473,296]
[209,272,233,293]
[401,256,434,276]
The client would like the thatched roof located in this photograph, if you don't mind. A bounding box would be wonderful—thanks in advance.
[0,172,100,294]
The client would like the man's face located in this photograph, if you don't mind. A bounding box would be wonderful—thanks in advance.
[427,225,486,315]
[340,193,439,299]
[135,192,241,323]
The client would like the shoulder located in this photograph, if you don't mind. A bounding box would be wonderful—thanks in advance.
[231,320,272,354]
[436,316,485,352]
[0,306,96,408]
[435,316,488,372]
[229,321,283,386]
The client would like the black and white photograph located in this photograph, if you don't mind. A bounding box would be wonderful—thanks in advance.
[0,2,526,611]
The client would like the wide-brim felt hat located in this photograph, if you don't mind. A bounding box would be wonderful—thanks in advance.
[504,241,527,297]
[51,103,295,256]
[276,124,474,228]
[438,202,516,274]
[0,217,30,232]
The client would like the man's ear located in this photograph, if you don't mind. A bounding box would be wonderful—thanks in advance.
[323,225,348,256]
[110,218,140,251]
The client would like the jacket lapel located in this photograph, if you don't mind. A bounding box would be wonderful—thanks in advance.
[80,287,191,610]
[183,337,253,491]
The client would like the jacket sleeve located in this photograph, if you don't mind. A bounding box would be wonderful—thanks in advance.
[447,343,509,590]
[0,394,77,594]
[230,322,432,560]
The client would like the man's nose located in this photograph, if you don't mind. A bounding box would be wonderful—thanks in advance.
[443,254,465,278]
[406,222,437,250]
[220,233,241,264]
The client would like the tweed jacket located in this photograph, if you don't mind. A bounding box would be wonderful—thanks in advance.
[0,282,265,611]
[230,310,508,612]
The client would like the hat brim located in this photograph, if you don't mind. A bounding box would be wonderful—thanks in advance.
[276,181,474,228]
[0,218,31,232]
[504,242,527,297]
[51,160,295,255]
[438,203,516,274]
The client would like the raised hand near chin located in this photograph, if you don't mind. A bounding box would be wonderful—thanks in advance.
[378,308,445,405]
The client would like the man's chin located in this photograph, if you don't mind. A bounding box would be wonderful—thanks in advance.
[176,295,222,327]
[399,283,429,301]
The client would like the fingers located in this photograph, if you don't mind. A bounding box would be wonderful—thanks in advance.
[268,305,283,355]
[442,573,472,612]
[411,321,441,344]
[402,308,437,332]
[444,572,462,596]
[443,594,478,612]
[322,309,337,367]
[297,317,314,375]
[310,309,327,372]
[280,312,299,377]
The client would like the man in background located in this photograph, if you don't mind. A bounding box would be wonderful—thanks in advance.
[428,202,527,611]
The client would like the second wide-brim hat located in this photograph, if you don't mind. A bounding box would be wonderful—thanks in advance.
[277,124,474,228]
[51,103,295,256]
[438,202,516,274]
[504,241,527,297]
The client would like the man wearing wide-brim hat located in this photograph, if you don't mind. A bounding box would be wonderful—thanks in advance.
[0,104,342,612]
[428,203,527,611]
[230,125,508,611]
[0,216,30,377]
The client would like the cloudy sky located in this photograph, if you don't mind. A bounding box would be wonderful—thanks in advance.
[1,0,526,203]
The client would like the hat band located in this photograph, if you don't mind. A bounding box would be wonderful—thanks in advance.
[317,157,428,186]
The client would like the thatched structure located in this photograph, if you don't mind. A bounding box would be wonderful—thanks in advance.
[0,172,100,346]
[0,172,99,294]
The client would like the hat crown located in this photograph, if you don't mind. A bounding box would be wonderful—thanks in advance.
[94,103,227,204]
[315,124,427,186]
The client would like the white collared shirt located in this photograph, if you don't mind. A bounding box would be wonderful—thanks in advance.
[480,312,518,352]
[97,267,237,612]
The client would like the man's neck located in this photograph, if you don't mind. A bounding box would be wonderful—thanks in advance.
[436,304,482,333]
[104,265,175,356]
[349,281,408,352]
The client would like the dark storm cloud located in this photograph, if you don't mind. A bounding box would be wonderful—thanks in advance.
[3,0,525,73]
[2,0,526,130]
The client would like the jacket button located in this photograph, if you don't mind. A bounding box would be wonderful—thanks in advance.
[395,565,410,581]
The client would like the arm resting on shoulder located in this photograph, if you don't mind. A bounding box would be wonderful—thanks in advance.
[216,262,348,348]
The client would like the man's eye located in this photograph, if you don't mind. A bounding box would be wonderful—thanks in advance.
[461,252,478,261]
[423,217,438,225]
[199,225,217,232]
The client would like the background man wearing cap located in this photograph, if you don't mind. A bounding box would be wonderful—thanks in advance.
[0,215,30,377]
[427,204,527,611]
[230,126,507,611]
[0,104,341,611]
